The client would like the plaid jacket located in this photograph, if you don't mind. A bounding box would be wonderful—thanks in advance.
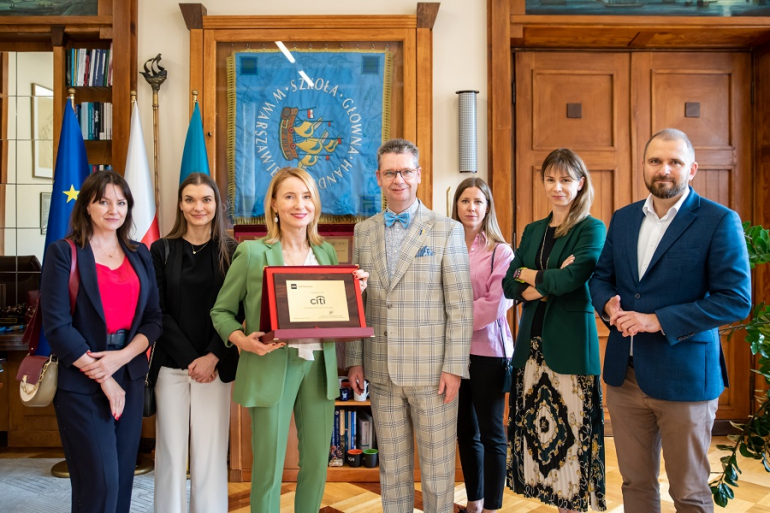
[346,202,473,386]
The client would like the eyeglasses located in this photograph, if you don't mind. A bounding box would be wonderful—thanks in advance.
[381,168,418,180]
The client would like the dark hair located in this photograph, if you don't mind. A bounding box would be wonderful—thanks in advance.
[540,148,594,238]
[68,170,137,251]
[451,177,507,249]
[165,172,235,276]
[377,138,419,170]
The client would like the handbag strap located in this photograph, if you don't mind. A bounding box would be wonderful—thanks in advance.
[65,240,79,315]
[27,241,78,355]
[490,244,509,360]
[146,238,170,383]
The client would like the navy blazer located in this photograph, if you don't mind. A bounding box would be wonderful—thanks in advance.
[589,188,751,402]
[40,238,163,394]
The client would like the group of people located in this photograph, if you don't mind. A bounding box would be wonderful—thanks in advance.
[39,128,751,513]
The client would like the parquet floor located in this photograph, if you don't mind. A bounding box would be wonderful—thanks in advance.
[228,437,770,513]
[2,436,768,512]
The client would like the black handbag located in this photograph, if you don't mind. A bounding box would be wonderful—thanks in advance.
[142,239,168,418]
[491,244,513,393]
[143,342,156,417]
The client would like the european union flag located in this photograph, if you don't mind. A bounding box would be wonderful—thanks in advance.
[37,103,91,356]
[179,102,210,183]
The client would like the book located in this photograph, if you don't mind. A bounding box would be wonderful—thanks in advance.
[357,410,372,450]
[329,407,343,466]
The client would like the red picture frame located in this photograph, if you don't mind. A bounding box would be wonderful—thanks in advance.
[259,265,373,343]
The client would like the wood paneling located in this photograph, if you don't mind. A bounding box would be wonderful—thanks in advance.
[515,52,631,236]
[510,15,770,49]
[752,46,770,406]
[487,0,513,242]
[515,50,753,423]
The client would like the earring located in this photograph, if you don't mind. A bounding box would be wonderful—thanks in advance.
[273,214,278,223]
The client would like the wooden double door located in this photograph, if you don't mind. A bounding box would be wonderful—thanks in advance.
[514,51,753,421]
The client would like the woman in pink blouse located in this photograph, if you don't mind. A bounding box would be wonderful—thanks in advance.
[452,177,514,513]
[41,171,162,513]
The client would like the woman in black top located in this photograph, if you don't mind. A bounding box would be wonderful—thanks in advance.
[149,173,239,513]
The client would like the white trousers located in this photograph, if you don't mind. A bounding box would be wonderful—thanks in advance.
[154,367,231,513]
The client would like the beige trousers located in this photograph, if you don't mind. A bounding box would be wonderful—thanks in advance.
[606,367,718,513]
[369,380,459,513]
[154,367,231,513]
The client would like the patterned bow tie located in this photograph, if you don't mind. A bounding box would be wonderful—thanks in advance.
[384,211,410,228]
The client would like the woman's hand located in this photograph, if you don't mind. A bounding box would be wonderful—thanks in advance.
[100,377,126,420]
[231,331,285,356]
[353,269,369,293]
[561,254,575,269]
[81,350,130,383]
[188,353,219,383]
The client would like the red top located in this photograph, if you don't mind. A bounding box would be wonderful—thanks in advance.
[95,257,139,334]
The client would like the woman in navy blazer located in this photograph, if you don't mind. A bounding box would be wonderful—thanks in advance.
[41,170,162,513]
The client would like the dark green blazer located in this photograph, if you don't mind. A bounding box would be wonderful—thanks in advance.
[210,239,339,407]
[503,215,606,376]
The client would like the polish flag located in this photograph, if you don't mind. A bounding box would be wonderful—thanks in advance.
[124,102,160,248]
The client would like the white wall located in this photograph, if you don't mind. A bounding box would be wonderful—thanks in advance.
[137,0,488,232]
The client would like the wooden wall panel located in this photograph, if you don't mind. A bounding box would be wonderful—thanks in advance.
[692,169,731,207]
[532,72,614,150]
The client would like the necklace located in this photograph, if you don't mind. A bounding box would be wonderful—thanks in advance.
[92,240,118,259]
[282,247,309,266]
[190,239,209,255]
[538,226,552,270]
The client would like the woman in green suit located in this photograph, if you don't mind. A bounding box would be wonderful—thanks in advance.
[503,149,607,512]
[211,167,367,513]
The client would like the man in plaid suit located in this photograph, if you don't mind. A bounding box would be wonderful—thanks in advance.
[347,139,473,513]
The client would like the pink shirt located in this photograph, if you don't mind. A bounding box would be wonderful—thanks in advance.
[469,232,515,357]
[95,257,139,334]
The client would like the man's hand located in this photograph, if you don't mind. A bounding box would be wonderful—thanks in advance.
[613,311,661,337]
[188,353,219,383]
[353,269,369,293]
[347,365,366,395]
[604,295,622,321]
[438,372,461,403]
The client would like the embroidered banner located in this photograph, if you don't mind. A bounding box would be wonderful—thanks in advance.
[227,49,392,223]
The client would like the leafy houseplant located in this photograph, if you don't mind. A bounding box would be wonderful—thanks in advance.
[709,222,770,507]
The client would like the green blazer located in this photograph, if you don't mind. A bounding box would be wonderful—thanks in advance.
[502,215,606,376]
[211,239,339,407]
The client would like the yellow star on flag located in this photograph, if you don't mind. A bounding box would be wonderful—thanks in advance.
[63,185,79,203]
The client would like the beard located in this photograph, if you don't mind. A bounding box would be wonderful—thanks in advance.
[645,177,688,199]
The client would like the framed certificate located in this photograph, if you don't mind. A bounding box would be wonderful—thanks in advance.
[259,265,374,343]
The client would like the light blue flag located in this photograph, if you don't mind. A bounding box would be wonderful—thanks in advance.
[38,103,91,356]
[179,102,210,183]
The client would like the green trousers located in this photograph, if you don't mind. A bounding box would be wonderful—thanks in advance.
[248,348,335,513]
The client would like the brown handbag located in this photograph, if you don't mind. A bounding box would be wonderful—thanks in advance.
[17,240,79,407]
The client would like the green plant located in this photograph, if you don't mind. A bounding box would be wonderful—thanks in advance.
[710,222,770,507]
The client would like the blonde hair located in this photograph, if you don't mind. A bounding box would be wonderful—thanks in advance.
[263,167,323,246]
[540,148,595,238]
[451,177,507,250]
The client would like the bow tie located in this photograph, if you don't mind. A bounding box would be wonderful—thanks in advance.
[384,211,411,228]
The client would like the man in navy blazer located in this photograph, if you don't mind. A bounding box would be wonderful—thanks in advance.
[590,128,751,512]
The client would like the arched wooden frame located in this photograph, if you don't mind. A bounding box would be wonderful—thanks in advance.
[181,3,440,212]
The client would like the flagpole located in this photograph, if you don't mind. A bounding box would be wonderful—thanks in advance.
[139,54,168,227]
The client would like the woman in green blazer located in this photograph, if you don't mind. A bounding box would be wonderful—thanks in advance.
[211,167,367,513]
[502,149,607,512]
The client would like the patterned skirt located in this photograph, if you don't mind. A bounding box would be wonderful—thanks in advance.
[506,337,607,511]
